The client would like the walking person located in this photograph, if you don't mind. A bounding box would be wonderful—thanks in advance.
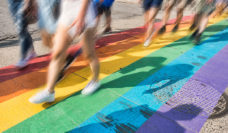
[158,0,194,34]
[190,0,216,44]
[94,0,115,33]
[138,0,164,47]
[7,0,37,69]
[29,0,100,104]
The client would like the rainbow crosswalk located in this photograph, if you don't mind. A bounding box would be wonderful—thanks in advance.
[0,14,228,133]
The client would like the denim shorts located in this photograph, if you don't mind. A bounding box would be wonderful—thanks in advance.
[37,0,60,34]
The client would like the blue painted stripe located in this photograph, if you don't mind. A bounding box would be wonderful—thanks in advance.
[69,27,228,133]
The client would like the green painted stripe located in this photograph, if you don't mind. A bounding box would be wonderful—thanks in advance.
[5,20,228,133]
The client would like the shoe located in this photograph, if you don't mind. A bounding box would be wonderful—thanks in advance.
[194,33,202,44]
[189,23,196,31]
[103,27,111,34]
[143,39,151,47]
[190,29,199,39]
[15,59,28,69]
[29,90,55,104]
[81,80,100,95]
[172,24,179,33]
[15,50,37,69]
[25,50,37,61]
[158,25,166,34]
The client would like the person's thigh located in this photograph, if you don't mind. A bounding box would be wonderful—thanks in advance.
[52,25,71,59]
[166,0,176,9]
[148,6,160,21]
[177,0,190,9]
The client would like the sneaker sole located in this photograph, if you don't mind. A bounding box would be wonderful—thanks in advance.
[29,97,55,104]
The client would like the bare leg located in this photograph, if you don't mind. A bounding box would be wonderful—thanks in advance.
[103,9,112,33]
[190,13,201,30]
[144,10,150,27]
[159,1,174,34]
[172,2,186,32]
[29,24,73,103]
[191,14,208,44]
[80,27,100,95]
[198,15,208,34]
[211,3,226,17]
[81,27,100,82]
[95,14,102,28]
[175,7,184,26]
[145,7,160,41]
[105,9,112,28]
[46,25,72,93]
[161,2,174,26]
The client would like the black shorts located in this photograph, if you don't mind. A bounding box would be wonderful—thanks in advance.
[143,0,164,11]
[97,5,111,16]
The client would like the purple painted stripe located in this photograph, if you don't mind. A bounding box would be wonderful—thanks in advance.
[137,44,228,133]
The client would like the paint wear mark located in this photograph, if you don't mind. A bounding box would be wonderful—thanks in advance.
[197,56,207,60]
[192,62,201,66]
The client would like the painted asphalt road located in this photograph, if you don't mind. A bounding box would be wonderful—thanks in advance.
[0,1,228,132]
[1,15,228,132]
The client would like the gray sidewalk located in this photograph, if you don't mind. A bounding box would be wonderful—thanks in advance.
[0,0,194,68]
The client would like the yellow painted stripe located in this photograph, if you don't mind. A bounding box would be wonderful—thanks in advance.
[0,15,227,132]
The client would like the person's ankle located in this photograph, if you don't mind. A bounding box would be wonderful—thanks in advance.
[91,78,99,82]
[47,89,55,94]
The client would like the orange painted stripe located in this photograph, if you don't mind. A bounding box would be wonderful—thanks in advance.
[0,16,193,103]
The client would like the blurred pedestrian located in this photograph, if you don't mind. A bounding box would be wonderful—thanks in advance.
[7,0,37,69]
[29,0,100,104]
[139,0,164,47]
[94,0,115,33]
[190,0,216,44]
[158,0,194,34]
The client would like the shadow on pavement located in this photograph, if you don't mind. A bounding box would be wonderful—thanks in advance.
[67,104,202,133]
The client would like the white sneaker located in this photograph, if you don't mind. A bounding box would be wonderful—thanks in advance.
[143,39,151,47]
[81,80,100,95]
[15,50,37,69]
[25,50,37,61]
[29,90,55,104]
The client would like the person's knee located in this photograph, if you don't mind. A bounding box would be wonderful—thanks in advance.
[84,28,96,40]
[52,48,64,61]
[177,7,184,14]
[85,52,97,61]
[166,4,173,11]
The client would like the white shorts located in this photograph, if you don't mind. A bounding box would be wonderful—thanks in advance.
[58,0,96,38]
